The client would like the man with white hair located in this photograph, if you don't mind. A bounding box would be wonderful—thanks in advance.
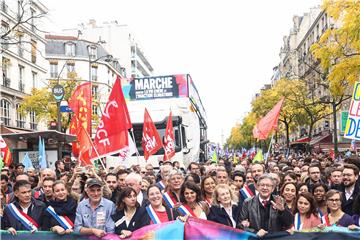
[156,164,173,191]
[125,172,149,206]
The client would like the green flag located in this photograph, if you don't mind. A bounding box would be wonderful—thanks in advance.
[211,151,218,163]
[0,155,4,170]
[252,149,264,163]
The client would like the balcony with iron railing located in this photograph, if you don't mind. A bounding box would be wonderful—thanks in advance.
[16,119,25,128]
[2,76,10,87]
[0,116,10,126]
[19,82,25,92]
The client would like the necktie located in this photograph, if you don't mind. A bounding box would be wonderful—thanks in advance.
[262,200,268,207]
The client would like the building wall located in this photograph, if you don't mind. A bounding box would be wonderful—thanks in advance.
[1,0,48,131]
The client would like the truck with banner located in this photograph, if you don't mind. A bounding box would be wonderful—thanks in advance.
[107,74,208,168]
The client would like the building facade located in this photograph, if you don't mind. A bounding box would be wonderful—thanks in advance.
[1,0,48,133]
[62,19,154,78]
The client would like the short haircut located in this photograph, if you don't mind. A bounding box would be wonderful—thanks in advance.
[160,164,173,172]
[231,171,245,181]
[106,173,117,179]
[185,173,201,184]
[188,162,199,171]
[212,184,238,205]
[168,169,184,180]
[125,172,142,183]
[146,184,162,197]
[13,180,31,192]
[1,174,9,182]
[256,173,275,186]
[343,163,359,176]
[325,189,342,202]
[311,182,328,195]
[116,169,129,177]
[43,177,56,183]
[308,164,320,173]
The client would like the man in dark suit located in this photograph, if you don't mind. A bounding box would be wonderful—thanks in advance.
[239,174,293,238]
[340,164,359,215]
[125,172,149,207]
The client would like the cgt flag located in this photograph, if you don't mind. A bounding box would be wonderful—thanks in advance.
[163,111,175,161]
[142,108,163,160]
[0,135,12,167]
[91,76,132,160]
[253,97,285,140]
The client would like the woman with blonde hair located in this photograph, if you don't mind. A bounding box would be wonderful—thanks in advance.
[207,184,239,228]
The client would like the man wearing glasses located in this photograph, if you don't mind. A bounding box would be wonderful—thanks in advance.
[341,164,359,215]
[239,174,293,238]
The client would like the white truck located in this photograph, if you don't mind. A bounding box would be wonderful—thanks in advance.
[112,74,208,168]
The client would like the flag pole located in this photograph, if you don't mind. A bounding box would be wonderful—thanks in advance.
[130,128,141,166]
[265,133,274,164]
[82,125,108,174]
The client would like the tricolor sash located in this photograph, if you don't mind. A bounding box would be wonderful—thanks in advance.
[146,205,162,224]
[158,181,166,191]
[318,211,330,226]
[293,213,303,231]
[46,206,74,230]
[8,203,39,232]
[240,185,254,200]
[163,192,177,209]
[178,204,196,217]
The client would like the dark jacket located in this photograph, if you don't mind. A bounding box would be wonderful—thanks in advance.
[239,195,293,233]
[141,204,178,225]
[140,190,149,207]
[111,206,148,234]
[207,204,240,227]
[2,198,47,231]
[340,184,359,216]
[43,197,77,229]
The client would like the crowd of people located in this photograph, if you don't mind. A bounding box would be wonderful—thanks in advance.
[1,152,360,238]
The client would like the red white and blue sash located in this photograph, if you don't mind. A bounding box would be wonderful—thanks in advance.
[163,192,177,209]
[240,185,254,199]
[146,205,162,224]
[178,204,196,217]
[158,181,166,191]
[293,213,303,231]
[46,206,74,230]
[318,211,330,226]
[8,203,39,232]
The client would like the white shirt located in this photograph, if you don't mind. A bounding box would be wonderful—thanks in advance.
[220,204,236,227]
[345,185,355,201]
[137,190,144,205]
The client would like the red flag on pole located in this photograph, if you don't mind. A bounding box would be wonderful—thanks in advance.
[91,76,132,160]
[77,125,93,166]
[163,111,175,161]
[0,135,12,166]
[69,116,80,157]
[68,82,92,134]
[253,97,285,140]
[142,108,163,160]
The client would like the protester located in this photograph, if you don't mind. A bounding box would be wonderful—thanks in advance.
[156,165,172,191]
[111,187,146,238]
[201,175,216,206]
[292,192,321,231]
[207,184,239,227]
[280,182,297,211]
[325,189,353,227]
[340,164,359,216]
[74,178,115,237]
[45,180,77,235]
[2,180,47,235]
[239,174,293,237]
[178,181,209,219]
[143,185,178,225]
[312,183,328,215]
[125,172,149,206]
[163,169,184,209]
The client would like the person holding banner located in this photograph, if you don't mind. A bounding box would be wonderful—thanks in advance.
[143,185,178,225]
[324,190,353,227]
[45,180,77,235]
[1,180,47,235]
[291,192,321,231]
[111,187,147,239]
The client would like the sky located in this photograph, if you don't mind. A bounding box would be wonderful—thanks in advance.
[42,0,321,145]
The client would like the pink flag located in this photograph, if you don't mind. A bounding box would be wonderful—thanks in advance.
[91,76,132,160]
[253,97,285,140]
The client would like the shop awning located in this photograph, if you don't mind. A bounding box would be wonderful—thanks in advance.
[310,133,332,146]
[1,130,76,143]
[290,137,311,145]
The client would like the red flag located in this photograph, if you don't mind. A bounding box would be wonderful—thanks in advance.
[91,76,132,160]
[253,97,285,140]
[142,108,163,160]
[69,116,79,157]
[68,82,92,134]
[329,149,335,160]
[77,125,93,166]
[0,135,12,166]
[163,111,175,161]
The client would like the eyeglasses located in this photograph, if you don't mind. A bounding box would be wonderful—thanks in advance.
[327,198,341,203]
[258,184,273,188]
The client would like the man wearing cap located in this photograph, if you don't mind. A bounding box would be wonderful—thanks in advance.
[74,178,116,238]
[15,164,25,176]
